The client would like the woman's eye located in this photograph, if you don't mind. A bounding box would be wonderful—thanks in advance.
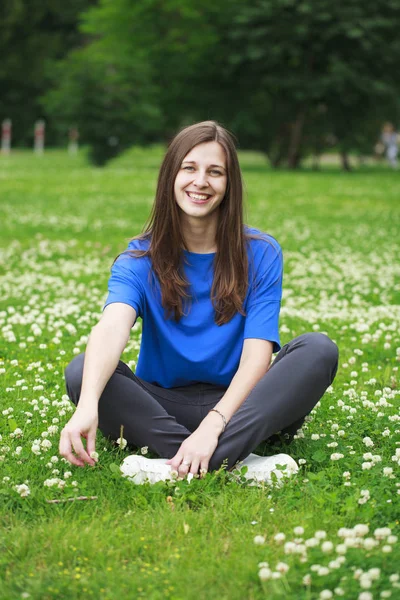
[183,166,194,171]
[210,170,222,176]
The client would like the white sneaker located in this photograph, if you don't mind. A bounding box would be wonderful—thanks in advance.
[237,453,299,486]
[120,452,298,486]
[120,455,175,484]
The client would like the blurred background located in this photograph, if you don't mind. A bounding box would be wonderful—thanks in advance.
[1,0,399,169]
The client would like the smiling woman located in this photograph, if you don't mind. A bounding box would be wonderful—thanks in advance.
[174,141,227,244]
[59,120,339,484]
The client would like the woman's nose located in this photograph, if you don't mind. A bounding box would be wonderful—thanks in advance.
[194,170,208,187]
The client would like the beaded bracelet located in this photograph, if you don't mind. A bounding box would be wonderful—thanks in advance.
[209,408,227,432]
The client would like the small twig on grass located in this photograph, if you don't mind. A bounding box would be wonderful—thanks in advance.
[46,496,98,504]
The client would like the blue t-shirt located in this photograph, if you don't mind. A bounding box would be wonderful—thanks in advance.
[104,227,283,388]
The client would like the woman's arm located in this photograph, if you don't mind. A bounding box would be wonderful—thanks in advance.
[204,338,273,428]
[167,338,273,476]
[59,302,136,466]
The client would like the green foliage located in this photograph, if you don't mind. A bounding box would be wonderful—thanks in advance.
[227,0,400,165]
[41,0,400,166]
[0,0,95,145]
[44,45,163,165]
[4,0,400,164]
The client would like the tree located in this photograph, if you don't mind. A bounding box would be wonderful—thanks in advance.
[0,0,96,146]
[226,0,400,167]
[43,0,400,167]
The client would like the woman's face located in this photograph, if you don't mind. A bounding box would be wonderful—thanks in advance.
[174,141,227,222]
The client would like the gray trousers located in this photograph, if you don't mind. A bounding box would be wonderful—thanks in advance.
[65,332,338,471]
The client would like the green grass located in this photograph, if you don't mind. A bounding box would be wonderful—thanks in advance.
[0,149,399,600]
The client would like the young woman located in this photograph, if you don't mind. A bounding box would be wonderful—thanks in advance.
[60,121,338,484]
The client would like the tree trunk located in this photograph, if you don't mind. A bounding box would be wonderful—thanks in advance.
[312,153,321,170]
[340,151,352,171]
[287,109,306,169]
[270,145,287,168]
[268,128,288,168]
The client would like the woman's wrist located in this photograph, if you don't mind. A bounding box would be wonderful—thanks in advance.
[201,409,226,436]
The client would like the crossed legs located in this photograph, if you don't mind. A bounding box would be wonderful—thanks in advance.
[65,332,338,471]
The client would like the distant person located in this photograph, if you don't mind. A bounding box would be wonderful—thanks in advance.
[381,122,398,168]
[59,121,338,485]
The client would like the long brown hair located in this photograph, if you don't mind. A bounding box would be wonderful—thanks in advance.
[129,120,251,325]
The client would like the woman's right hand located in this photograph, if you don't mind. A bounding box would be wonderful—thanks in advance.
[59,406,98,467]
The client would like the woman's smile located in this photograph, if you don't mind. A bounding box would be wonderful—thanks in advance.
[185,191,212,204]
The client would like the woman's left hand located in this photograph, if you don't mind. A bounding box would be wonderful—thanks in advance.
[166,425,220,478]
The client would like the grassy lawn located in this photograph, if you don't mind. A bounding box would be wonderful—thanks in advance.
[0,149,399,600]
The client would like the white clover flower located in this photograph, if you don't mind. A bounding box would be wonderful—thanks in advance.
[140,446,149,455]
[293,543,306,555]
[116,437,127,450]
[31,444,41,455]
[382,545,392,553]
[319,590,333,600]
[354,524,369,537]
[383,467,394,477]
[258,567,272,581]
[318,567,330,576]
[10,428,23,438]
[303,574,311,585]
[389,574,399,583]
[275,562,289,574]
[363,437,374,448]
[311,434,320,440]
[368,568,381,580]
[306,538,319,547]
[336,544,347,555]
[15,483,30,498]
[343,471,351,479]
[284,541,296,554]
[363,538,377,550]
[358,490,370,505]
[40,439,52,450]
[315,530,327,539]
[258,562,269,568]
[330,453,344,461]
[293,526,304,535]
[253,535,265,545]
[334,587,345,596]
[90,451,99,461]
[380,591,392,598]
[272,570,283,579]
[358,593,373,600]
[387,535,398,544]
[274,532,286,543]
[362,462,373,470]
[321,541,334,553]
[359,575,372,589]
[374,527,391,539]
[44,478,60,487]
